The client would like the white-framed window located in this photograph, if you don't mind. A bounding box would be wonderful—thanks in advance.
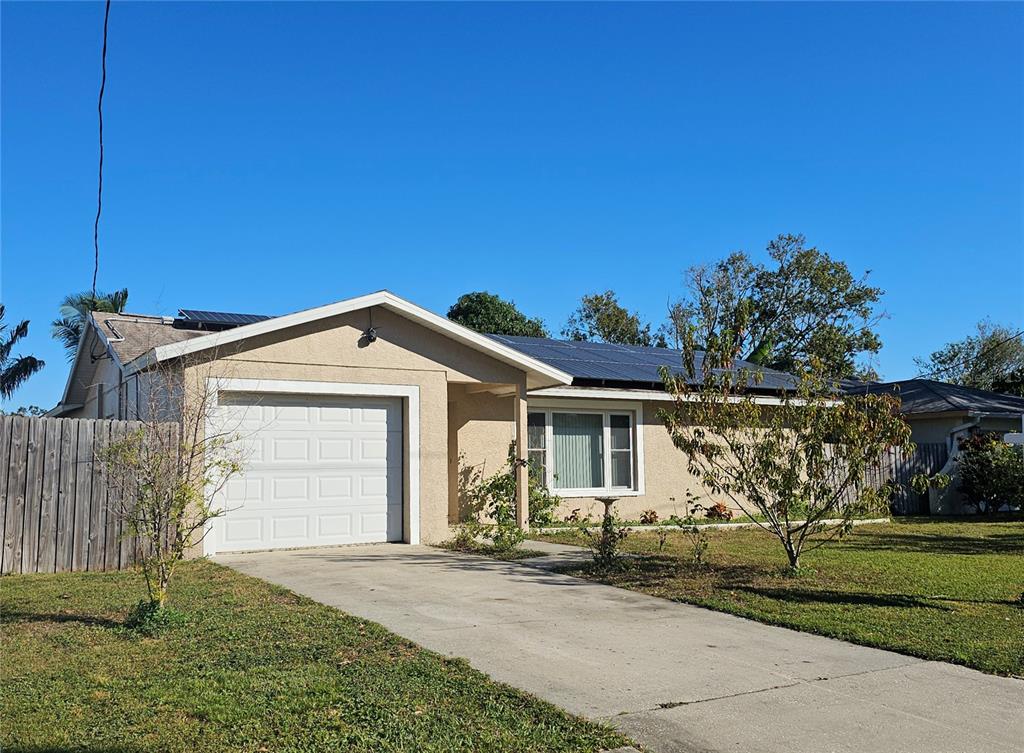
[527,404,643,497]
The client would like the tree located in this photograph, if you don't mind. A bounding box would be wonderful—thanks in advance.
[914,321,1024,396]
[659,327,911,570]
[666,235,883,378]
[52,288,129,360]
[447,292,547,337]
[563,291,664,346]
[1,304,44,400]
[101,355,243,615]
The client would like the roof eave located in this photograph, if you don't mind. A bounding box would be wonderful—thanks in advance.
[125,291,573,386]
[52,316,125,411]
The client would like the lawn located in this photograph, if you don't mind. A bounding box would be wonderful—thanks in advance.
[0,560,629,753]
[539,517,1024,677]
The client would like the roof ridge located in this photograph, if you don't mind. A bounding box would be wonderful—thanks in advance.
[91,311,170,322]
[917,379,969,412]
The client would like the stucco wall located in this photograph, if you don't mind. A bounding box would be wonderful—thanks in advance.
[907,414,1023,447]
[447,385,520,523]
[906,416,964,445]
[185,307,529,545]
[450,396,742,524]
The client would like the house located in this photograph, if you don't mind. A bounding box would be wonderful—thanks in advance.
[49,290,800,554]
[851,379,1024,446]
[847,379,1024,514]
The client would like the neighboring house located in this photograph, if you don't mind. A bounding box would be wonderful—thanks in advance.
[49,291,804,553]
[848,379,1024,514]
[850,379,1024,449]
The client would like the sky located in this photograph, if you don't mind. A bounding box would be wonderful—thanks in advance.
[2,1,1022,411]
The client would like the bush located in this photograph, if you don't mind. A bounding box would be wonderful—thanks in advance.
[639,509,659,525]
[528,467,562,527]
[579,500,629,569]
[668,510,711,566]
[704,501,733,521]
[957,433,1024,514]
[124,600,187,637]
[446,520,485,552]
[461,444,526,553]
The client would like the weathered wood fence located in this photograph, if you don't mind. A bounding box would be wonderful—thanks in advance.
[864,442,949,515]
[0,415,175,575]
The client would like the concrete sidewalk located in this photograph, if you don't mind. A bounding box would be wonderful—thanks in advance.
[218,544,1023,753]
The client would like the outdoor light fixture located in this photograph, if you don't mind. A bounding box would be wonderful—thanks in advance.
[363,327,378,343]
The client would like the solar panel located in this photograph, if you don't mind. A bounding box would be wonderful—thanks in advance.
[489,334,798,390]
[177,309,273,326]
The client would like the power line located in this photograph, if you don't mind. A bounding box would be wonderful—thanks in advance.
[913,328,1024,381]
[91,0,111,300]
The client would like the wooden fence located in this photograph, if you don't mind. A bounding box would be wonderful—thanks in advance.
[0,415,175,575]
[865,442,949,515]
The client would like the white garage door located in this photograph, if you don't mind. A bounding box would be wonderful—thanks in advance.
[212,392,403,553]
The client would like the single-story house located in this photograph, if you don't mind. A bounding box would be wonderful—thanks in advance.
[847,379,1024,514]
[849,378,1024,448]
[49,290,800,554]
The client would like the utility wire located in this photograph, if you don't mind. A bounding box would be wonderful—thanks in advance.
[91,0,111,300]
[913,328,1024,381]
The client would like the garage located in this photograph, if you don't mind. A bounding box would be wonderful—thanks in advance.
[211,392,404,553]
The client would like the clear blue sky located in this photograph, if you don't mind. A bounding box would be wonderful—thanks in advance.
[3,1,1022,410]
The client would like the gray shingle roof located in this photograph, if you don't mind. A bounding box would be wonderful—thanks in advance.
[488,335,799,391]
[849,379,1024,416]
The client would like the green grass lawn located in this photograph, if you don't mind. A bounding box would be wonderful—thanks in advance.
[539,517,1024,677]
[0,560,628,753]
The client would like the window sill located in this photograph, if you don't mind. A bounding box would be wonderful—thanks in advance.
[553,488,642,499]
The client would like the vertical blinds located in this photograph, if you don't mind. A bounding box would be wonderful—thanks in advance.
[552,412,604,489]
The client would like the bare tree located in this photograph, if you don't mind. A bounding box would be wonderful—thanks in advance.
[102,354,244,611]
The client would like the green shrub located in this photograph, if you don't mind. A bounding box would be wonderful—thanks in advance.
[123,600,187,637]
[461,445,526,553]
[668,510,711,566]
[957,433,1024,514]
[527,464,562,527]
[579,501,629,569]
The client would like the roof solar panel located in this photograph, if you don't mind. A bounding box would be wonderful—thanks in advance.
[489,334,798,390]
[177,309,273,326]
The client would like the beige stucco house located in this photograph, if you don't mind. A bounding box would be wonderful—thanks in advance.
[50,291,800,553]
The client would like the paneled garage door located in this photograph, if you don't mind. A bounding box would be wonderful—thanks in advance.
[212,392,403,553]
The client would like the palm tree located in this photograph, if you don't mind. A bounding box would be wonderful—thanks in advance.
[52,288,129,360]
[1,305,45,400]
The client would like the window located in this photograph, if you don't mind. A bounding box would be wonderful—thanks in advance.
[609,414,632,488]
[526,412,547,482]
[527,407,640,495]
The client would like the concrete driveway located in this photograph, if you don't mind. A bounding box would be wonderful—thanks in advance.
[218,544,1023,753]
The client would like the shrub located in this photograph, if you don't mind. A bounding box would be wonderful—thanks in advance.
[704,502,733,521]
[579,500,629,569]
[461,444,526,553]
[124,600,187,637]
[528,467,562,527]
[957,433,1024,514]
[446,520,485,552]
[639,509,659,525]
[669,508,711,566]
[682,524,710,566]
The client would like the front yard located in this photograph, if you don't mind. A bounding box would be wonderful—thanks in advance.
[539,517,1024,677]
[0,560,628,753]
